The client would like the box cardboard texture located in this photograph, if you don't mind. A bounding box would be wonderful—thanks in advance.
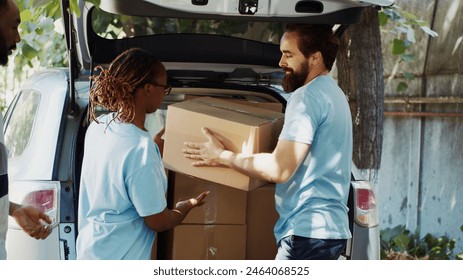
[230,99,283,113]
[166,224,247,260]
[245,183,279,260]
[172,172,247,225]
[184,94,284,113]
[163,97,284,191]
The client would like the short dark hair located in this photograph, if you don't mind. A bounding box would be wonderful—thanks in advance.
[0,0,8,11]
[284,23,339,71]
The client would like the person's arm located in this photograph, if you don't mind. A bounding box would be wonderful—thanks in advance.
[143,191,209,232]
[9,202,52,240]
[183,127,310,183]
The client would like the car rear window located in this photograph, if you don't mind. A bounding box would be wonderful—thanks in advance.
[4,90,40,158]
[91,7,284,44]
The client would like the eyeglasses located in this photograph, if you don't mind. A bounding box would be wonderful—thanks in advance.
[150,82,172,96]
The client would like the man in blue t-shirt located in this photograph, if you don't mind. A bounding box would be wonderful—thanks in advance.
[183,24,353,260]
[0,0,52,260]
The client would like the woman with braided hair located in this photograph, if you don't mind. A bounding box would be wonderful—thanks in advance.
[76,48,208,260]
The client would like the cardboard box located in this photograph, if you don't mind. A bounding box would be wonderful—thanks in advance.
[231,100,283,113]
[245,183,279,260]
[163,97,284,191]
[166,224,247,260]
[184,95,283,113]
[172,172,247,225]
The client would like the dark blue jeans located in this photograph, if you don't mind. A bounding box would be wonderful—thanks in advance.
[275,235,347,260]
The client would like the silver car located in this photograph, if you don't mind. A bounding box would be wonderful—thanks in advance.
[4,0,391,259]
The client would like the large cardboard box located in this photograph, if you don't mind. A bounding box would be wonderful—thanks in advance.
[166,224,247,260]
[184,95,284,113]
[245,183,279,260]
[172,172,247,224]
[163,97,284,191]
[231,100,283,113]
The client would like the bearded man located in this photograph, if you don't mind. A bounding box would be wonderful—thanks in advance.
[1,0,51,260]
[183,23,353,260]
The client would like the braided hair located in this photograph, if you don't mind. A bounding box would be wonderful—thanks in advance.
[89,48,164,124]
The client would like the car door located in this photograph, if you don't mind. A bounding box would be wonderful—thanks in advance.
[3,69,68,259]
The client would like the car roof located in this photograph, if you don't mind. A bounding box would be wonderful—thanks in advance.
[67,0,394,73]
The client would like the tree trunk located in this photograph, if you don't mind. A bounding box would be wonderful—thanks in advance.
[337,7,384,169]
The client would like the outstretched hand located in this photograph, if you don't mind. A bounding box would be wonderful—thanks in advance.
[174,191,210,220]
[175,191,210,210]
[11,206,52,240]
[183,127,225,167]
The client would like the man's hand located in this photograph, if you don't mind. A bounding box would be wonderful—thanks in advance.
[10,204,52,240]
[183,127,226,167]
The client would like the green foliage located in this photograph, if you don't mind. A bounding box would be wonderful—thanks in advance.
[379,5,438,93]
[16,0,70,70]
[0,0,100,107]
[380,225,463,260]
[396,81,408,92]
[11,0,102,71]
[0,0,69,93]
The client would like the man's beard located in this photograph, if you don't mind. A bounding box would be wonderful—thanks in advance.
[0,32,9,66]
[281,60,309,93]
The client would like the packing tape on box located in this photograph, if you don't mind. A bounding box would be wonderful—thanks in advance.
[194,99,279,122]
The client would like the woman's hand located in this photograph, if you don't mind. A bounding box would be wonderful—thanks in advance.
[173,191,210,219]
[144,191,209,232]
[175,191,209,210]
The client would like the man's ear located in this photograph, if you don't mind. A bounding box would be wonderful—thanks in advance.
[311,51,323,66]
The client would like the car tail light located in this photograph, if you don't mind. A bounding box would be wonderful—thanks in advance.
[8,181,60,229]
[352,181,379,227]
[22,190,55,212]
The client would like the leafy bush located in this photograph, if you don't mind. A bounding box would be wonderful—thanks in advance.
[379,5,438,93]
[380,225,463,260]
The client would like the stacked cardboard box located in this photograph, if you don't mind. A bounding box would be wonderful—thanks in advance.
[161,97,283,260]
[230,99,283,113]
[184,94,284,113]
[163,173,247,260]
[162,173,279,260]
[245,183,279,259]
[163,96,285,191]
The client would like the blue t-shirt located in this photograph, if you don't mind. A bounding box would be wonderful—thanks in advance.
[77,113,167,260]
[275,75,353,242]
